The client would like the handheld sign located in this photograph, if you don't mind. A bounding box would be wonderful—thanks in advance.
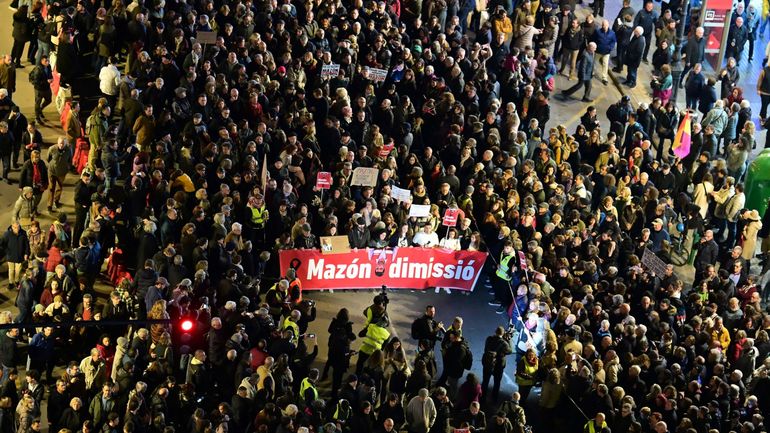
[321,63,340,78]
[350,167,379,186]
[316,172,332,190]
[409,204,431,218]
[366,67,388,82]
[196,31,217,44]
[390,186,412,203]
[442,208,460,226]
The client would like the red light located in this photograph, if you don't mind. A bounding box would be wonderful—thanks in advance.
[181,320,194,331]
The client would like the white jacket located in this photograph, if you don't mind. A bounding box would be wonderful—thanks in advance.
[99,65,121,96]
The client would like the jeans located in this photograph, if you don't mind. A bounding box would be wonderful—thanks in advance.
[560,49,579,78]
[626,67,638,86]
[761,17,770,39]
[687,95,699,110]
[0,155,10,180]
[643,34,652,61]
[34,40,49,66]
[27,40,37,63]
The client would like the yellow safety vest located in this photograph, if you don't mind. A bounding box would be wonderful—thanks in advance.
[496,253,514,281]
[299,377,318,402]
[585,420,608,433]
[516,359,538,386]
[250,206,267,227]
[283,319,300,339]
[360,324,390,355]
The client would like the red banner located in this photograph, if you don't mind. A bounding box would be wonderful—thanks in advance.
[279,247,487,291]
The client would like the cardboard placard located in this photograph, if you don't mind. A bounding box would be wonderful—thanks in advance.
[350,167,379,186]
[321,63,340,78]
[442,208,460,227]
[319,236,351,254]
[409,204,431,218]
[641,248,668,276]
[390,185,412,203]
[196,31,217,45]
[316,172,332,190]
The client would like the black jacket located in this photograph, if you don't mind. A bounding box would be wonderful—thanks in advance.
[625,35,646,68]
[19,159,48,191]
[684,35,706,64]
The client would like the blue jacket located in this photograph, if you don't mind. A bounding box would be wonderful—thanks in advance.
[593,28,617,55]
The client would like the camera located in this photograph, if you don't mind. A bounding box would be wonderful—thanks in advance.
[503,323,516,340]
[378,285,390,306]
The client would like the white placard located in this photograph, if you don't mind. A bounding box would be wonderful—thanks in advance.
[350,167,379,186]
[366,67,388,82]
[409,204,431,218]
[390,185,412,202]
[321,63,340,78]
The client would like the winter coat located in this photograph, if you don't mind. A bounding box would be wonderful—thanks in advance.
[132,114,156,151]
[12,192,35,222]
[701,107,728,137]
[3,226,29,263]
[625,35,645,68]
[593,28,617,55]
[405,395,437,433]
[12,11,31,43]
[742,218,762,260]
[577,51,595,81]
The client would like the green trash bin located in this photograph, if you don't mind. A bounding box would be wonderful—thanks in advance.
[745,149,770,217]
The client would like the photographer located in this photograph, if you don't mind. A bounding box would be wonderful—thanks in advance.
[481,326,513,402]
[410,305,445,349]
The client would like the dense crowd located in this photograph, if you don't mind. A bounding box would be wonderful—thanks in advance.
[0,0,767,432]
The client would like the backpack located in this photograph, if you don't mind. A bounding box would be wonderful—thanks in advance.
[410,318,421,340]
[28,66,40,85]
[462,342,473,370]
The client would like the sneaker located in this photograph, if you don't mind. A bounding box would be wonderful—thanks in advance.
[582,97,593,102]
[444,288,451,294]
[55,201,62,208]
[47,206,53,213]
[495,307,505,314]
[6,283,13,290]
[488,300,502,306]
[602,79,608,85]
[435,287,440,294]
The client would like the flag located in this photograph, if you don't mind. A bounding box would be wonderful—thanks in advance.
[261,153,268,195]
[672,111,692,159]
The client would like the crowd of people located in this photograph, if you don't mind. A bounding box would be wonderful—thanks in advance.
[0,0,767,432]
